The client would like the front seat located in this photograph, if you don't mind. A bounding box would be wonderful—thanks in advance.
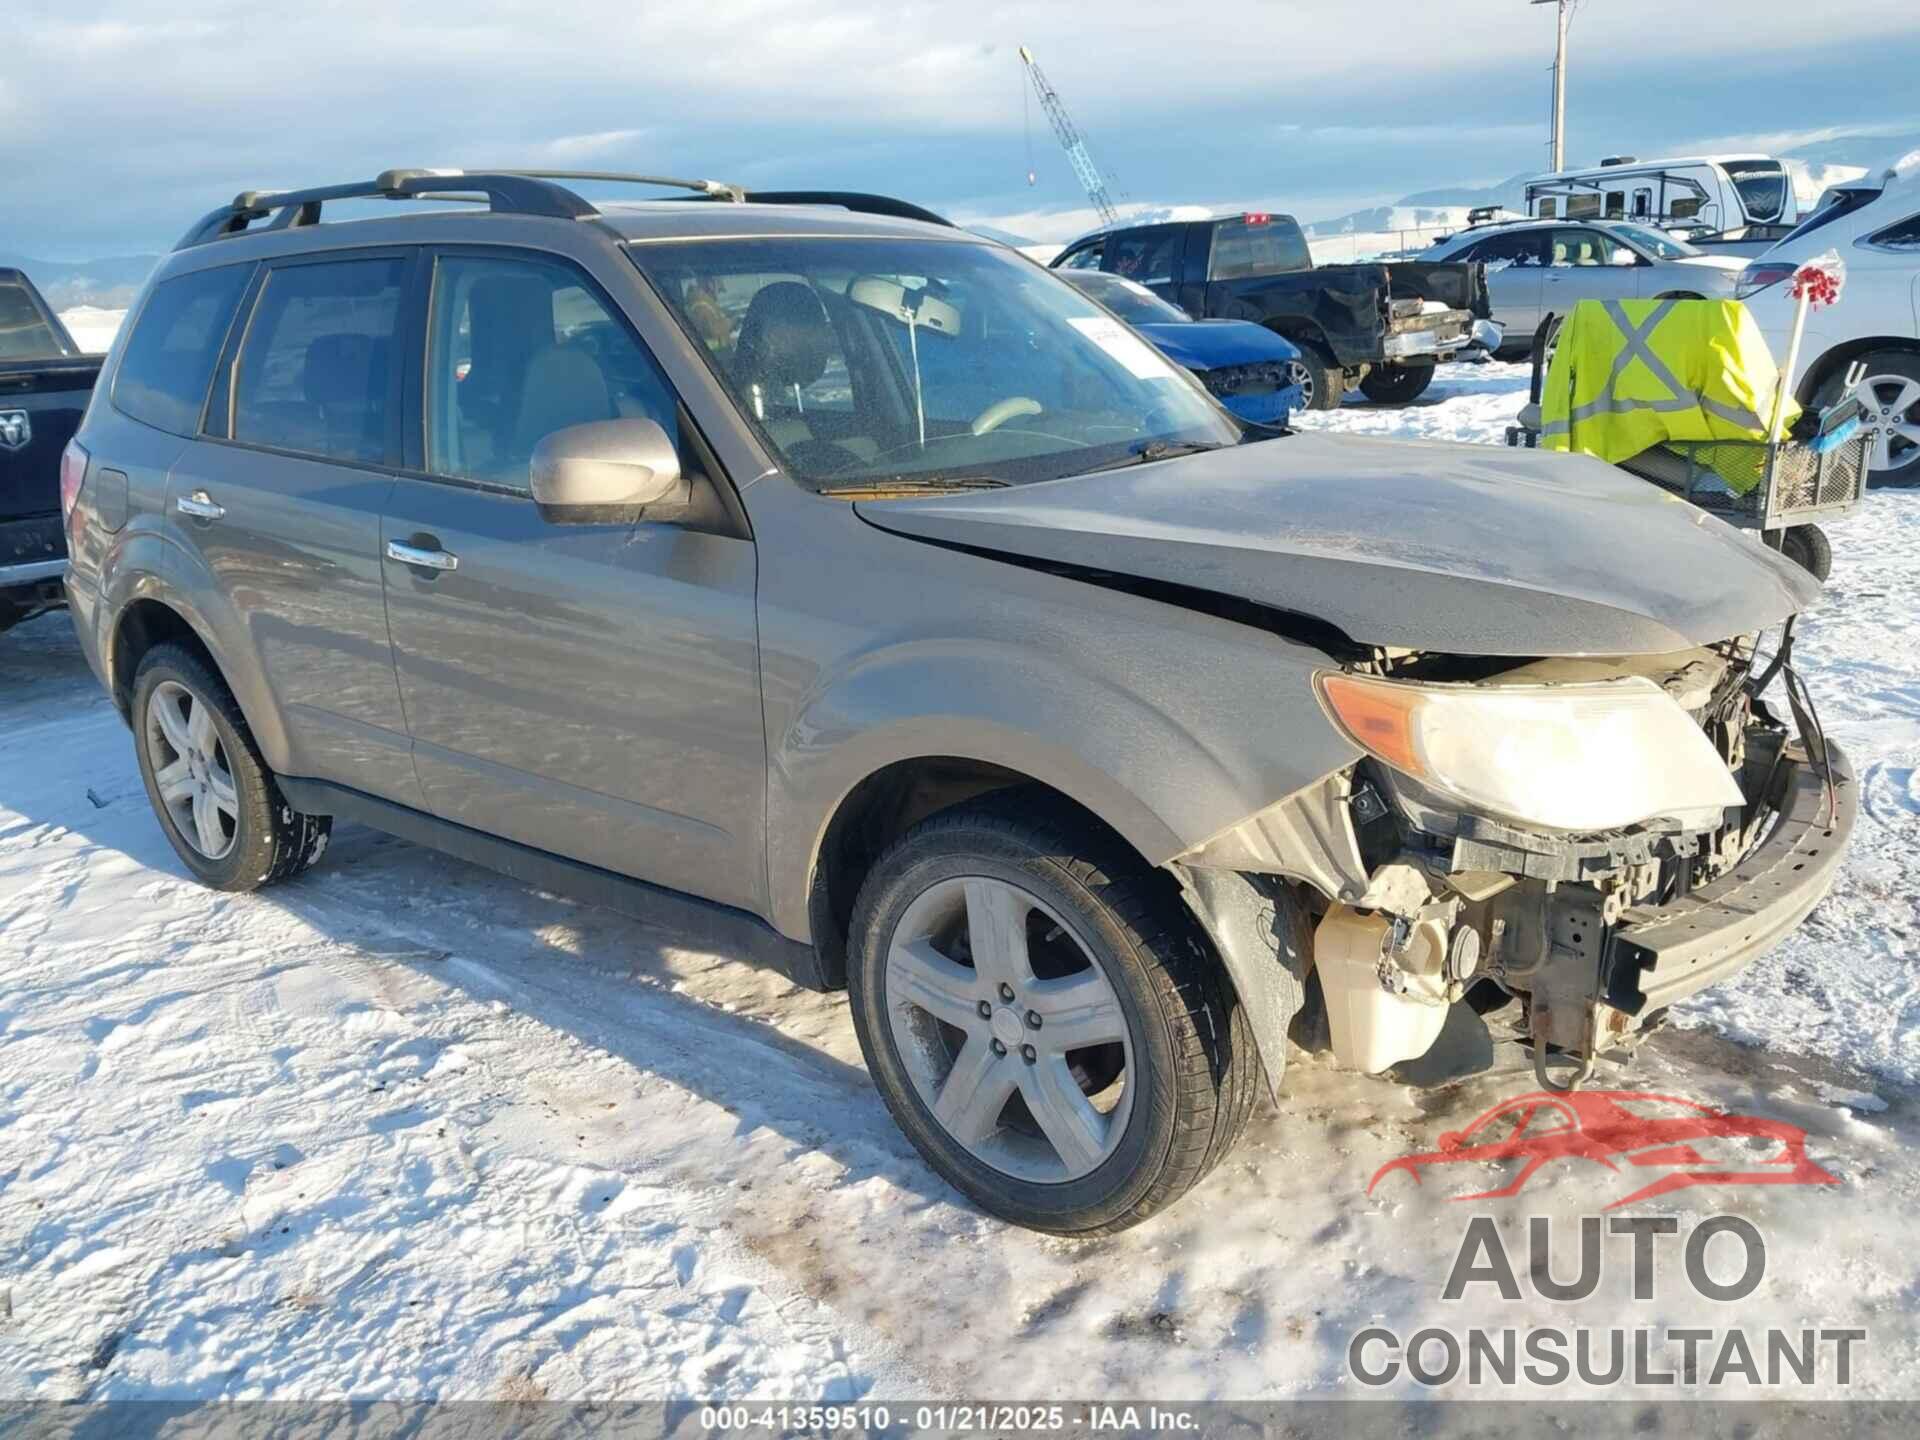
[732,282,835,447]
[512,345,615,463]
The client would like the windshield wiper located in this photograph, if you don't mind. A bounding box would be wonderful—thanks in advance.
[818,476,1010,499]
[1081,439,1232,474]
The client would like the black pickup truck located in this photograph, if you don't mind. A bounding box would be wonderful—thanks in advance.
[2,268,101,633]
[1051,212,1495,408]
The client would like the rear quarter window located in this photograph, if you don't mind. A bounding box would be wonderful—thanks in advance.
[0,279,70,359]
[113,266,252,436]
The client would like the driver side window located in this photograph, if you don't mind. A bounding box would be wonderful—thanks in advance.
[426,253,681,490]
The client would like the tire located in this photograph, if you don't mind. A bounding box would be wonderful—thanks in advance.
[1778,524,1833,581]
[1283,340,1343,412]
[1815,349,1920,485]
[1358,362,1436,405]
[847,789,1257,1235]
[131,643,331,891]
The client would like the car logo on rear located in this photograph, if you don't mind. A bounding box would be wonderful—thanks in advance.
[0,410,30,452]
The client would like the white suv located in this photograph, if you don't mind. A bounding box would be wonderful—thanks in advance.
[1739,157,1920,482]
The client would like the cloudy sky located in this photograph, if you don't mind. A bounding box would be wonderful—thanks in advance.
[4,0,1919,261]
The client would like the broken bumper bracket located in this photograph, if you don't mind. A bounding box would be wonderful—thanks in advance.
[1602,739,1855,1016]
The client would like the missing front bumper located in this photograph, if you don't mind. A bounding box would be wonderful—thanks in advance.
[1604,739,1854,1016]
[1517,739,1855,1060]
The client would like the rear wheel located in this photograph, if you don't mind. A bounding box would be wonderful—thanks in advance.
[847,791,1257,1234]
[132,644,330,891]
[1283,340,1343,412]
[1358,362,1436,405]
[1819,350,1920,484]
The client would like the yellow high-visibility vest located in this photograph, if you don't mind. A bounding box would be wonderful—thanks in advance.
[1540,299,1797,487]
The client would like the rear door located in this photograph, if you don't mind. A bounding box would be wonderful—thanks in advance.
[1462,230,1548,339]
[168,249,419,803]
[378,246,765,912]
[1100,224,1187,306]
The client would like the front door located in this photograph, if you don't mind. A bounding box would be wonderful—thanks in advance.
[167,251,419,803]
[379,249,766,913]
[1545,227,1643,317]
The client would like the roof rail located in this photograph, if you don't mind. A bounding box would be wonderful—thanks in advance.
[173,169,953,250]
[173,168,744,249]
[731,190,954,228]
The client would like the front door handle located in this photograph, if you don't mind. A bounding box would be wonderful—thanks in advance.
[176,490,225,520]
[385,540,459,572]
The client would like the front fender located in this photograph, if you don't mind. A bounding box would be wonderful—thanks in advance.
[780,636,1213,875]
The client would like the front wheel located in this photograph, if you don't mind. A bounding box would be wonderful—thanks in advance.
[1358,362,1436,405]
[847,791,1257,1234]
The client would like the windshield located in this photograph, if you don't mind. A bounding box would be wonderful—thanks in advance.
[1724,161,1789,222]
[1610,224,1702,260]
[636,237,1241,490]
[0,280,72,359]
[1058,270,1192,325]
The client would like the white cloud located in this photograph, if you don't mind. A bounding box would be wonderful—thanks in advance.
[3,0,1916,258]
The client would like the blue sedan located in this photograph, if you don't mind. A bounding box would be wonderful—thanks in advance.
[1059,269,1303,425]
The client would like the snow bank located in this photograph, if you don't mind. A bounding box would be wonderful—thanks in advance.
[57,306,127,354]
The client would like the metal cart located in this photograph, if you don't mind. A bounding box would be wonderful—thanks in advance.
[1505,313,1868,579]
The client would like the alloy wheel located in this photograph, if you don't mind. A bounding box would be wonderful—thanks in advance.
[1285,360,1316,409]
[1859,373,1920,477]
[884,875,1134,1184]
[144,680,239,860]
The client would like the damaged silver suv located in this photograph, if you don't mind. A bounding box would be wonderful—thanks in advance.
[62,170,1853,1234]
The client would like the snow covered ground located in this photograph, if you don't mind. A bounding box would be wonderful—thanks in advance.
[4,350,1918,1403]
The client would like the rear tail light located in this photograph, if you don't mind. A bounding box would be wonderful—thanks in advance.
[1243,212,1271,226]
[1736,262,1796,300]
[59,439,90,520]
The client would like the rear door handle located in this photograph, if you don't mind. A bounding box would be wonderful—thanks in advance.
[385,540,459,572]
[176,490,225,520]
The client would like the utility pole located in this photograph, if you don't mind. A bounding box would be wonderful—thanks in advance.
[1532,0,1571,171]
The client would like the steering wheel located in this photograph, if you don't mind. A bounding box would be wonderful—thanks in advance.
[970,396,1045,436]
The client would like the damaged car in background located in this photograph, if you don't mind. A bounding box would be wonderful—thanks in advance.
[63,171,1851,1237]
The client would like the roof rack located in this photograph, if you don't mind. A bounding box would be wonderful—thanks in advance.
[174,169,953,249]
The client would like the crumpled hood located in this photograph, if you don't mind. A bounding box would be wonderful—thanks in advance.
[854,431,1821,657]
[1132,320,1300,374]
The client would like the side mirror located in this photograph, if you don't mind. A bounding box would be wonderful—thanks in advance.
[530,418,688,525]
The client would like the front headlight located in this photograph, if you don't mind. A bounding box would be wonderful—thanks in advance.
[1316,672,1743,834]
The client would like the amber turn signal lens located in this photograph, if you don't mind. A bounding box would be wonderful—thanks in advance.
[1318,673,1426,777]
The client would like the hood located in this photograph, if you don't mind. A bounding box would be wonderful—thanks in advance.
[854,432,1820,657]
[1133,320,1300,374]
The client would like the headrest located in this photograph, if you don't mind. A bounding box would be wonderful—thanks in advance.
[734,281,834,392]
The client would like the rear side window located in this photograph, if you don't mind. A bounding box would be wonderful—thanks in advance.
[1105,226,1180,283]
[233,258,405,465]
[1465,231,1547,268]
[1868,212,1920,250]
[113,266,250,435]
[1206,218,1310,280]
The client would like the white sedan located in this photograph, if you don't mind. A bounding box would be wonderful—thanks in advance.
[1423,219,1746,356]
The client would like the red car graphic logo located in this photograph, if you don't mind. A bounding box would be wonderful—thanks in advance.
[1368,1090,1838,1209]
